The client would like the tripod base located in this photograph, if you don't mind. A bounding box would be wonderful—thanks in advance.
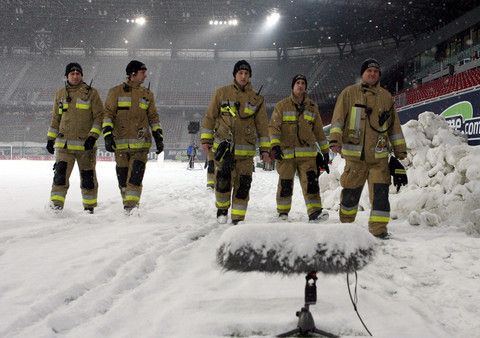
[277,305,338,337]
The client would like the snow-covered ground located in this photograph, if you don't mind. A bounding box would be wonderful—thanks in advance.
[1,112,479,337]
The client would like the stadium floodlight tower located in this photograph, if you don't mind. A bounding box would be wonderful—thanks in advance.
[217,223,377,337]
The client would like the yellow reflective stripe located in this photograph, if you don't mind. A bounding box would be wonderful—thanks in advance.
[104,131,112,137]
[259,141,270,148]
[270,139,281,145]
[307,203,322,210]
[330,127,343,134]
[277,204,291,210]
[207,180,215,185]
[83,198,97,205]
[283,116,297,122]
[201,133,213,139]
[129,143,152,149]
[304,114,314,122]
[283,153,295,159]
[118,101,132,107]
[139,102,149,109]
[152,126,162,132]
[374,152,389,159]
[295,151,317,157]
[231,208,246,216]
[234,149,256,156]
[216,200,231,207]
[369,215,389,223]
[341,208,357,215]
[125,195,140,202]
[47,132,58,138]
[102,122,114,128]
[244,107,255,115]
[67,145,85,150]
[116,143,129,150]
[90,128,101,135]
[76,103,91,110]
[392,138,406,146]
[341,148,361,157]
[319,143,329,151]
[395,169,406,174]
[55,142,65,148]
[50,195,65,202]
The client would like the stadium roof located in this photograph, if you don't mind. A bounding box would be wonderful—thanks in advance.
[1,0,479,51]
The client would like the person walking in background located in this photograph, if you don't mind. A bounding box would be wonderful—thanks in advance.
[46,62,103,213]
[187,142,198,169]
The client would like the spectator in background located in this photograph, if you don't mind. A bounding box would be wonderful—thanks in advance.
[187,142,198,169]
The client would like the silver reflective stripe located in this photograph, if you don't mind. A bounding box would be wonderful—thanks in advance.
[371,210,390,217]
[318,140,328,147]
[283,111,296,117]
[258,137,269,143]
[295,146,316,152]
[91,124,101,130]
[82,194,96,200]
[56,138,66,143]
[283,149,295,154]
[77,99,91,105]
[245,103,256,112]
[216,196,230,203]
[235,144,255,151]
[304,111,315,119]
[277,200,291,205]
[51,191,66,197]
[201,127,213,134]
[232,204,247,211]
[331,122,344,129]
[68,140,84,146]
[118,97,131,102]
[390,133,404,141]
[103,118,113,124]
[354,107,361,133]
[140,98,149,105]
[115,139,129,144]
[342,144,363,151]
[340,204,358,211]
[48,127,59,133]
[270,135,280,142]
[151,122,162,129]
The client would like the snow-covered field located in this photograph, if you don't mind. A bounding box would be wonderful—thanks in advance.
[1,112,479,337]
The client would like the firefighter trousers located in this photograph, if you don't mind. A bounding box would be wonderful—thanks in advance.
[114,150,149,208]
[215,156,253,221]
[50,148,98,209]
[206,149,215,188]
[339,159,391,236]
[276,157,322,216]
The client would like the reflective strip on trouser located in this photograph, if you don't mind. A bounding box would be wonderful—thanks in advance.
[115,150,148,207]
[216,196,230,208]
[295,146,317,158]
[47,127,59,139]
[303,111,315,122]
[115,139,152,150]
[258,137,270,149]
[51,149,98,208]
[306,199,322,211]
[234,144,256,157]
[282,111,297,122]
[215,157,253,221]
[231,204,247,217]
[76,99,91,110]
[277,199,292,213]
[341,144,362,158]
[370,210,390,224]
[82,194,97,206]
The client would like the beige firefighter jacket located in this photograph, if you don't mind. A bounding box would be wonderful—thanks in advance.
[103,80,162,151]
[47,82,103,150]
[269,93,329,159]
[330,82,407,162]
[201,81,270,157]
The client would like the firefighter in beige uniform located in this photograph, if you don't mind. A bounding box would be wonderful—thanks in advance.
[103,60,164,213]
[269,74,330,221]
[46,62,104,213]
[201,60,270,224]
[329,59,407,238]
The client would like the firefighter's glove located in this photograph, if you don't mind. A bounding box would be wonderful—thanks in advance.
[83,136,96,150]
[152,130,164,154]
[104,134,116,153]
[46,140,55,154]
[271,145,284,161]
[389,156,408,192]
[215,141,229,162]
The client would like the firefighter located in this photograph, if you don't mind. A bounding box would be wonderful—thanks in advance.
[329,59,407,239]
[205,148,215,189]
[269,74,330,222]
[103,60,163,214]
[201,60,270,224]
[46,62,104,213]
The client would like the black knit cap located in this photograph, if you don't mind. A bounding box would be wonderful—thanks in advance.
[126,60,147,76]
[360,58,380,75]
[233,60,252,77]
[65,62,83,76]
[291,74,307,89]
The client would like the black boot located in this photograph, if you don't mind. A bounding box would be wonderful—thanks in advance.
[374,232,391,240]
[84,207,94,214]
[217,209,228,224]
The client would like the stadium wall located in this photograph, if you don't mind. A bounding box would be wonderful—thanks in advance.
[397,86,480,146]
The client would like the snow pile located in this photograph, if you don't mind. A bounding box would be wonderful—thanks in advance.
[217,223,377,274]
[319,112,480,235]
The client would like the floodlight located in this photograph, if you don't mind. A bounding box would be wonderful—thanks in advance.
[266,12,280,27]
[209,20,213,25]
[135,17,146,26]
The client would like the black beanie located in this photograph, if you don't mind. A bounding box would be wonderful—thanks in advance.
[360,58,380,75]
[126,60,147,76]
[65,62,83,76]
[291,74,307,89]
[233,60,252,77]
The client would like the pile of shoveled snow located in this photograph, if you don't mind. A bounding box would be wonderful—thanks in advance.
[319,111,480,235]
